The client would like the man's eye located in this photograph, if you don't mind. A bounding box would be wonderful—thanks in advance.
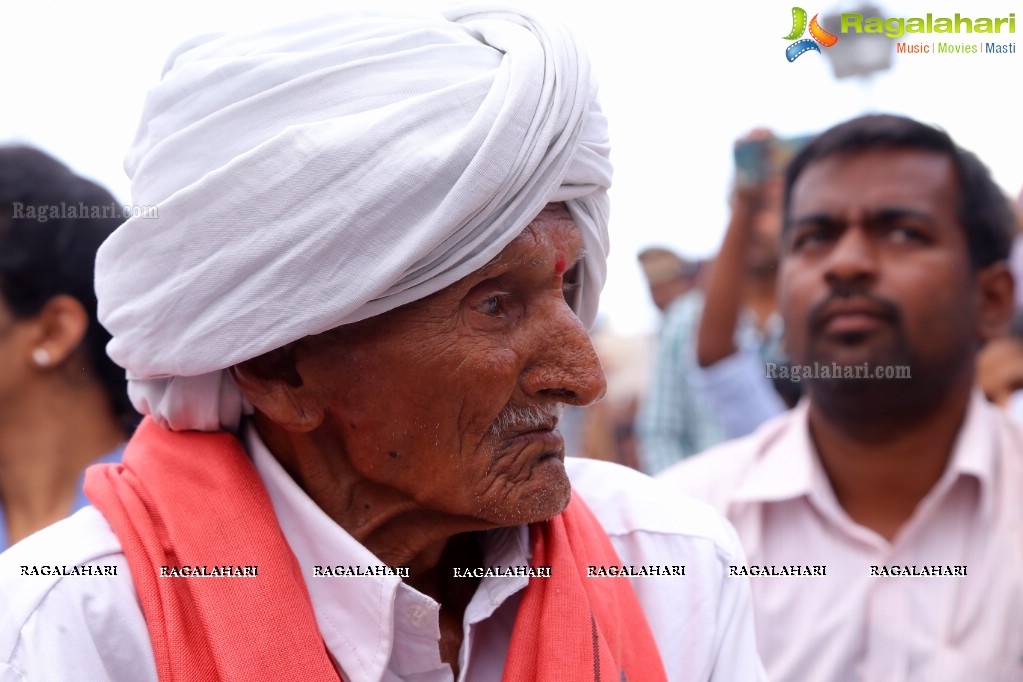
[561,281,579,306]
[562,264,581,309]
[791,229,830,251]
[889,226,927,243]
[474,295,507,316]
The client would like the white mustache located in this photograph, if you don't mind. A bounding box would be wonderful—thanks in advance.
[488,403,565,438]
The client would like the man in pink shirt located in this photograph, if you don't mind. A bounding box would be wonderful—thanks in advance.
[660,114,1023,682]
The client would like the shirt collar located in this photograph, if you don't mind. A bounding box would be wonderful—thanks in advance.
[733,399,817,503]
[243,421,536,680]
[936,389,998,520]
[244,421,406,681]
[732,390,999,521]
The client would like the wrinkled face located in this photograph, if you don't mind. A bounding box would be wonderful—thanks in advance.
[296,203,606,525]
[780,149,976,387]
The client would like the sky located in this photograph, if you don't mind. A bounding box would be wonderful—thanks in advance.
[1,0,1020,335]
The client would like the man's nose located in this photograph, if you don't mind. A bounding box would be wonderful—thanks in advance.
[824,226,879,290]
[520,297,607,406]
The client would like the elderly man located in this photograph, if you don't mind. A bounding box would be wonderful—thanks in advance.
[661,114,1023,681]
[0,8,765,681]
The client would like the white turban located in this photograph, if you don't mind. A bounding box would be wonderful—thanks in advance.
[96,5,612,432]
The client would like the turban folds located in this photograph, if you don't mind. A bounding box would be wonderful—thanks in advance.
[96,6,612,431]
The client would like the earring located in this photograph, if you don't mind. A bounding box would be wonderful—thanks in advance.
[31,348,52,367]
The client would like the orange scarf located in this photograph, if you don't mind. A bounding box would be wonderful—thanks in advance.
[85,418,667,682]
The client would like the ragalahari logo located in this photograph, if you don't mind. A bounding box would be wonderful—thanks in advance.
[784,7,839,61]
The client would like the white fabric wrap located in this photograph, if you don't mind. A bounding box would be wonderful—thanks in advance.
[95,6,612,432]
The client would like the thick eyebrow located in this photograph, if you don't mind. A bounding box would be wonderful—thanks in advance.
[788,213,842,232]
[788,207,936,232]
[867,207,936,226]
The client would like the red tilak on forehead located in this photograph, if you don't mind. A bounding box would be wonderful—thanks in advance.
[555,252,567,275]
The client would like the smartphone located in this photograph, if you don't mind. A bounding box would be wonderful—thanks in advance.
[733,139,770,189]
[770,134,813,175]
[733,134,812,187]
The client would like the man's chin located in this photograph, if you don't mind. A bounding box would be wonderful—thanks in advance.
[807,336,901,369]
[483,456,572,526]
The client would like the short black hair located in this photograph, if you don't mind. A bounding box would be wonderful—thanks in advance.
[784,114,1015,270]
[0,145,137,429]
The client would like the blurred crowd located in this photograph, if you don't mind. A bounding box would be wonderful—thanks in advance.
[578,116,1023,678]
[571,127,1023,475]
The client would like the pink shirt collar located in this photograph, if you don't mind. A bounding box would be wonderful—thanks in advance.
[732,391,998,523]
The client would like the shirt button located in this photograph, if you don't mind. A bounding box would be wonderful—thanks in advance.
[406,604,428,628]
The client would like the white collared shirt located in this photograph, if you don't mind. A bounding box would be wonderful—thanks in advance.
[659,392,1023,682]
[0,425,765,681]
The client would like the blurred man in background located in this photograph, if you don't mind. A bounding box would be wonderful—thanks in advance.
[661,114,1022,681]
[638,248,700,313]
[976,310,1023,422]
[635,131,795,475]
[633,247,723,473]
[694,131,809,439]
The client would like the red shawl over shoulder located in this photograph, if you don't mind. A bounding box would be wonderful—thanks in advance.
[85,418,667,681]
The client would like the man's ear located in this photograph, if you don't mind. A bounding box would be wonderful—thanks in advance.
[975,262,1015,343]
[229,344,325,432]
[29,294,89,369]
